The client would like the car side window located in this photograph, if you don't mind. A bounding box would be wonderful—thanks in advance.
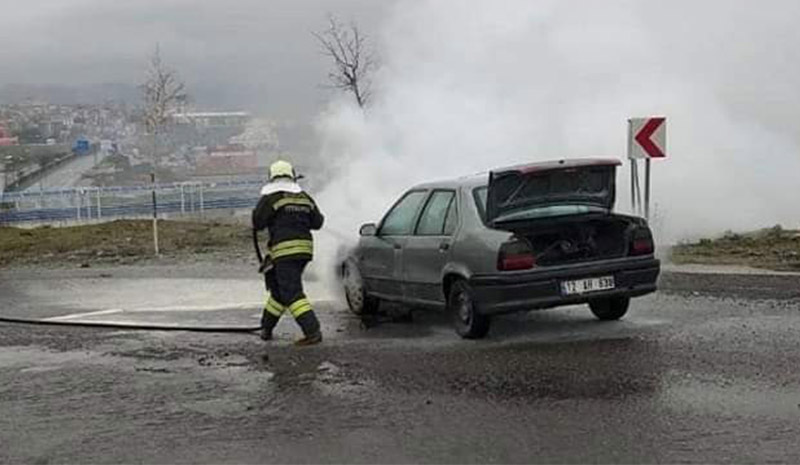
[380,190,428,236]
[443,196,459,235]
[416,190,455,236]
[473,186,488,222]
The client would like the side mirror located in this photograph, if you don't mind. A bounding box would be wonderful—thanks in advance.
[359,223,378,237]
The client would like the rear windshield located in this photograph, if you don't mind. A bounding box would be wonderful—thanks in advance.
[473,186,605,223]
[492,167,612,216]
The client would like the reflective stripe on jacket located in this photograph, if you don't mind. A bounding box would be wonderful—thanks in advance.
[252,183,324,261]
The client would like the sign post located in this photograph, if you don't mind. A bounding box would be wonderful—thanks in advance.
[627,117,666,220]
[645,158,651,219]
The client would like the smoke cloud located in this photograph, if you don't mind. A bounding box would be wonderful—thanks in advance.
[313,0,800,261]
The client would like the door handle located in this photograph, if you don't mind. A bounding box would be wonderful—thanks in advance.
[393,243,402,250]
[439,242,451,252]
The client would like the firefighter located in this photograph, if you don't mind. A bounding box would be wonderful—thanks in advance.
[253,160,324,345]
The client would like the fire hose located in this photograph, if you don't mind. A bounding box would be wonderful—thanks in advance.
[0,315,261,333]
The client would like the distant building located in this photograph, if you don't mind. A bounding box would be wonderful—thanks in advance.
[172,112,251,128]
[194,144,258,176]
[0,125,18,146]
[169,111,251,149]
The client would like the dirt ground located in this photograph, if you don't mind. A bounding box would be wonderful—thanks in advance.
[0,219,254,268]
[670,225,800,271]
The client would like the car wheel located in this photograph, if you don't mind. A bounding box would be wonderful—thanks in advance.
[448,280,490,339]
[589,297,630,320]
[343,261,379,315]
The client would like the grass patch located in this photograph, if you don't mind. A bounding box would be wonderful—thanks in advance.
[671,225,800,271]
[0,219,252,267]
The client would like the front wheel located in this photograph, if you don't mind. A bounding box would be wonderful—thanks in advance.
[448,280,491,339]
[589,297,630,321]
[342,261,379,316]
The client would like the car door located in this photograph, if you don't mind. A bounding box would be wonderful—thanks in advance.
[359,190,428,300]
[402,189,458,306]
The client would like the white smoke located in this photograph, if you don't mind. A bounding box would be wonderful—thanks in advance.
[311,0,800,284]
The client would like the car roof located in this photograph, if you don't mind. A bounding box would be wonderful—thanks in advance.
[409,158,621,191]
[412,172,488,191]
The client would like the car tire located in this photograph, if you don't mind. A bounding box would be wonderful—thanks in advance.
[448,280,490,339]
[589,297,630,321]
[343,261,379,316]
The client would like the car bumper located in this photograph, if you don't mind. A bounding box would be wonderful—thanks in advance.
[469,256,660,315]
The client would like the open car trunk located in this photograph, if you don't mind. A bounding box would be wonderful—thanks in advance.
[487,158,636,266]
[486,158,621,224]
[507,213,637,266]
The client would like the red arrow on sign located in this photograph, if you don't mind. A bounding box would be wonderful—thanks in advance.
[634,117,666,158]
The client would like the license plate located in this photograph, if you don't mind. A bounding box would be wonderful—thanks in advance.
[561,276,615,295]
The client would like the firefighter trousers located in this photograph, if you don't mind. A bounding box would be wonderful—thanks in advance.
[261,258,321,337]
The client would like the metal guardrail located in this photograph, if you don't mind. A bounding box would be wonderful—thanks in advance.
[0,179,265,224]
[0,179,263,199]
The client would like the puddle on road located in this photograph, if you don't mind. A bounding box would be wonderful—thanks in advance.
[0,346,110,373]
[180,360,278,418]
[0,343,284,419]
[312,361,377,399]
[200,355,276,390]
[661,372,800,419]
[182,397,261,418]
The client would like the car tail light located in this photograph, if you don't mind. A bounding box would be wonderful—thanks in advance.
[629,227,654,256]
[498,238,536,271]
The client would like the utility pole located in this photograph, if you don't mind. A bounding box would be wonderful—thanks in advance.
[151,125,160,255]
[151,171,159,255]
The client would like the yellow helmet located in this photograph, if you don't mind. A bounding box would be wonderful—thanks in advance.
[269,160,295,180]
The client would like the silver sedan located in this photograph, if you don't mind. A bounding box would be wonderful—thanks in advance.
[342,158,660,338]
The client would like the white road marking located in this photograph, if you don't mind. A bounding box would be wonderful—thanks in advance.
[40,299,336,323]
[124,299,337,313]
[124,302,265,313]
[44,308,123,321]
[47,320,221,328]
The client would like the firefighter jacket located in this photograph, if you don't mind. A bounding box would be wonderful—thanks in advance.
[252,179,324,262]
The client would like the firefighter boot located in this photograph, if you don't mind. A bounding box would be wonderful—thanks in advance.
[260,311,281,341]
[294,311,322,346]
[261,296,286,341]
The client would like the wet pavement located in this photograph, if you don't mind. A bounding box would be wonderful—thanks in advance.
[1,262,800,463]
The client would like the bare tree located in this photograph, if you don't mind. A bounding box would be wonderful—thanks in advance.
[140,45,188,255]
[313,15,375,108]
[141,45,188,153]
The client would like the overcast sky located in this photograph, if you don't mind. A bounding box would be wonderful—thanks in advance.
[0,0,392,119]
[2,1,800,145]
[3,0,800,133]
[2,0,800,239]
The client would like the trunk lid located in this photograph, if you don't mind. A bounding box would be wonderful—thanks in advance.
[486,158,621,228]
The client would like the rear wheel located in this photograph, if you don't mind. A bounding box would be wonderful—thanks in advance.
[589,297,630,320]
[343,261,379,315]
[448,280,491,339]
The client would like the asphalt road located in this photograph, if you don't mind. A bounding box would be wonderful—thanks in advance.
[22,151,105,193]
[1,263,799,463]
